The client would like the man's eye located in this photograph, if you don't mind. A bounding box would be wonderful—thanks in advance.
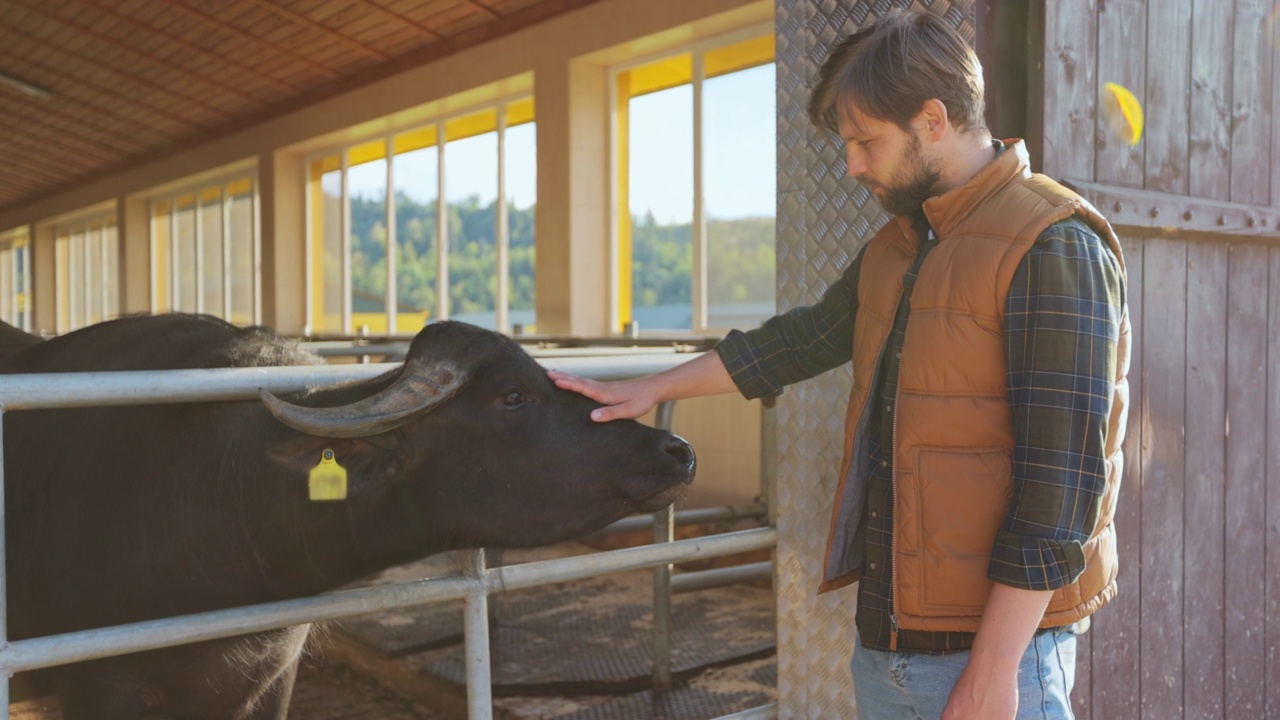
[502,390,525,407]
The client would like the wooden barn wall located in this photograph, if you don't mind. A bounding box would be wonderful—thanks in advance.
[1067,233,1280,720]
[1035,0,1278,210]
[779,1,1278,716]
[1020,0,1280,717]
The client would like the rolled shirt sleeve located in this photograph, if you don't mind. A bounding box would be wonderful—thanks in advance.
[989,217,1126,591]
[714,244,865,400]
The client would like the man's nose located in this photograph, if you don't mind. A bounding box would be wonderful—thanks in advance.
[845,149,866,177]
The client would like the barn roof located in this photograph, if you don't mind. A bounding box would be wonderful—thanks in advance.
[0,0,601,213]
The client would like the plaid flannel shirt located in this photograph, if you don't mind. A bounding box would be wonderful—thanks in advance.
[716,215,1125,653]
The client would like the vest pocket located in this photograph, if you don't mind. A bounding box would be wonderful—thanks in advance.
[906,447,1012,614]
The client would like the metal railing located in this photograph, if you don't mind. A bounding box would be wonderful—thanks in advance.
[0,355,778,719]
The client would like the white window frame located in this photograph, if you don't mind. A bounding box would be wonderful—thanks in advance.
[303,92,531,337]
[148,171,262,325]
[608,22,775,336]
[52,210,119,334]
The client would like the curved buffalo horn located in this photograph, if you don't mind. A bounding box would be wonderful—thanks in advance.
[259,358,468,438]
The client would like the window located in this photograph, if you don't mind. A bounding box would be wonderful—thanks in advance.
[0,227,32,332]
[613,30,776,333]
[150,176,260,325]
[53,212,119,334]
[305,97,537,336]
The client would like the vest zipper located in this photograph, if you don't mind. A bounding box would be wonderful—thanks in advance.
[889,378,901,651]
[866,289,904,651]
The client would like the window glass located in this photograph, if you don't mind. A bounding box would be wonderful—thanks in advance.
[393,145,438,333]
[629,84,693,331]
[174,196,198,313]
[615,35,775,334]
[445,131,498,330]
[152,201,172,313]
[348,148,389,334]
[307,99,533,336]
[704,62,776,328]
[200,189,225,316]
[320,169,343,332]
[505,121,536,332]
[53,214,117,332]
[227,181,255,325]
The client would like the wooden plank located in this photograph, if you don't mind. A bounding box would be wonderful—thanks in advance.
[1144,0,1191,195]
[1224,243,1269,720]
[1182,241,1227,720]
[1268,246,1280,719]
[1188,0,1233,201]
[1139,238,1186,720]
[1093,0,1145,188]
[1090,234,1142,719]
[1229,0,1275,205]
[1038,0,1097,181]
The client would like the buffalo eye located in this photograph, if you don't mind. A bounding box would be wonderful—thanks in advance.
[501,389,526,408]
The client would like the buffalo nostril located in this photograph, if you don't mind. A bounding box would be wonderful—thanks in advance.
[664,437,696,472]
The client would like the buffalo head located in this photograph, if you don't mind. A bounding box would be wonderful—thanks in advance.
[260,321,695,551]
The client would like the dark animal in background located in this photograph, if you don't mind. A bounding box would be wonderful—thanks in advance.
[3,314,695,719]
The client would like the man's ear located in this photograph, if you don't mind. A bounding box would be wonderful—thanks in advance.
[914,98,950,140]
[266,433,403,488]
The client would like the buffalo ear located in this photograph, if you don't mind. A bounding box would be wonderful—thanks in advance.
[265,433,403,487]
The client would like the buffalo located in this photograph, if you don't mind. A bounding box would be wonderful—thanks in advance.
[2,313,695,718]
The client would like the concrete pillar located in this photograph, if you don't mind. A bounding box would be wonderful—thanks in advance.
[261,151,307,333]
[534,57,610,337]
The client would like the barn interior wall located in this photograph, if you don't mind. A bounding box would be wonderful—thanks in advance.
[2,0,774,513]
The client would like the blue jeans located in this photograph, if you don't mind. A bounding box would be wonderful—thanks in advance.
[850,629,1077,720]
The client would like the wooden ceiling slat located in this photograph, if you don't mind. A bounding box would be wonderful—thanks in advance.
[151,0,345,81]
[0,139,102,186]
[0,114,128,169]
[1,0,610,214]
[10,33,236,126]
[0,150,87,190]
[242,0,393,63]
[76,0,304,96]
[0,46,202,137]
[462,0,502,20]
[15,0,273,109]
[356,0,444,40]
[3,99,151,159]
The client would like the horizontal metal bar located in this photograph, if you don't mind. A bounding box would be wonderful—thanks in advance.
[0,354,700,410]
[0,528,775,673]
[712,703,778,720]
[1064,179,1280,238]
[594,504,766,536]
[672,561,773,594]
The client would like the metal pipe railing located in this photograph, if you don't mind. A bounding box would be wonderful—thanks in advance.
[0,353,776,719]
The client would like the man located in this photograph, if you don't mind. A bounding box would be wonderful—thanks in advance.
[550,9,1128,720]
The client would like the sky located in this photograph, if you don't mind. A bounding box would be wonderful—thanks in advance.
[342,62,776,223]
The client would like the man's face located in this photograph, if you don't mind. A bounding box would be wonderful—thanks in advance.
[838,107,942,216]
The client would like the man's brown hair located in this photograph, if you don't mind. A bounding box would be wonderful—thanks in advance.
[807,9,986,135]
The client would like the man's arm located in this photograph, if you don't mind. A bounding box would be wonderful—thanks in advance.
[551,243,867,421]
[943,584,1053,719]
[944,218,1125,719]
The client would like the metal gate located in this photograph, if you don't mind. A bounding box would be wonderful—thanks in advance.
[0,354,778,719]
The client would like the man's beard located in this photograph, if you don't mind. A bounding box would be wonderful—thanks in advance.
[875,136,943,217]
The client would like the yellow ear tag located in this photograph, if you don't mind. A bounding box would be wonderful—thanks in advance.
[308,449,348,501]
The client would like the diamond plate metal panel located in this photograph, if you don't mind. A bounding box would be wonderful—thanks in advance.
[772,2,974,717]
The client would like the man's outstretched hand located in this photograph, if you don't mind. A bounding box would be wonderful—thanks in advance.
[547,370,662,422]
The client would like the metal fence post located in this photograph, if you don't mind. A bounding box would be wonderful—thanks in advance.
[462,547,493,720]
[652,400,676,692]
